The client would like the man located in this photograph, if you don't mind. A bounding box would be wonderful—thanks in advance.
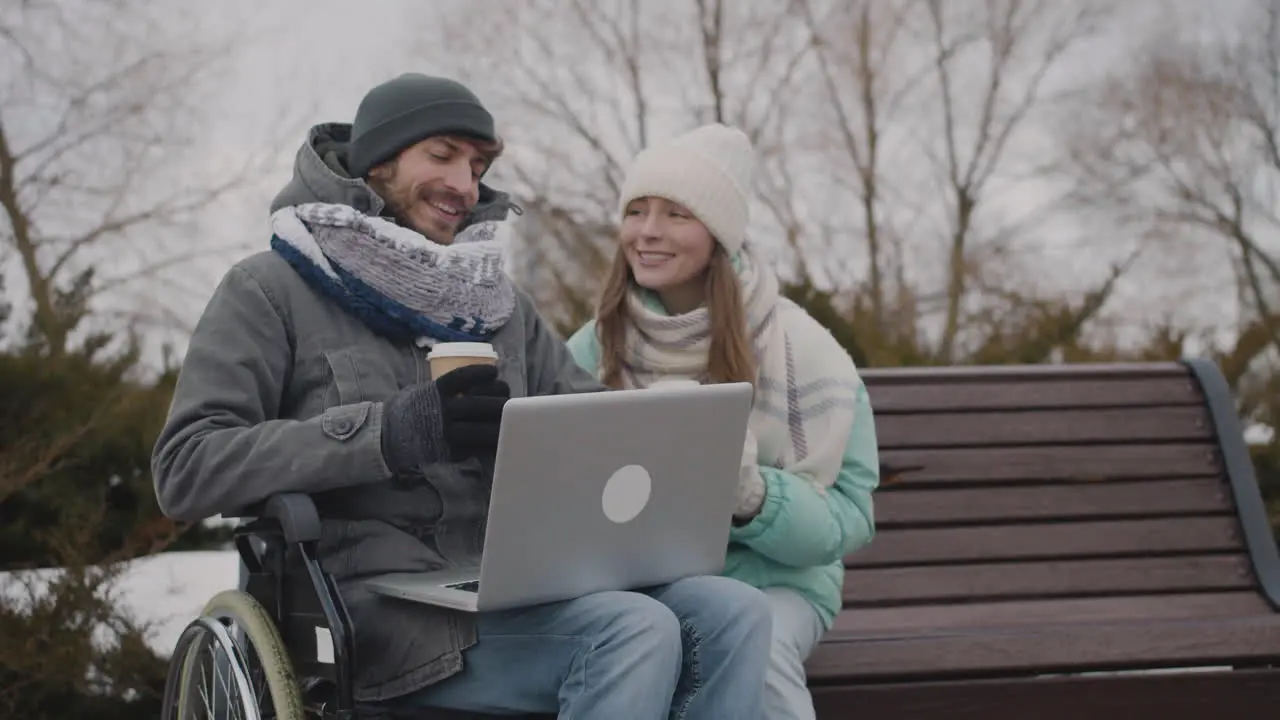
[151,73,771,718]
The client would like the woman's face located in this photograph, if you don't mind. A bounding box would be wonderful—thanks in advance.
[619,196,716,311]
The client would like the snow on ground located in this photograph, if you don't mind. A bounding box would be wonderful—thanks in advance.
[115,551,242,653]
[1,550,242,657]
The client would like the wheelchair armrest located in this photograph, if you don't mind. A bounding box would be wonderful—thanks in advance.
[227,492,322,544]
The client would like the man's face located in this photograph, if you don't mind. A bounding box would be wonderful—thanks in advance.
[366,135,496,244]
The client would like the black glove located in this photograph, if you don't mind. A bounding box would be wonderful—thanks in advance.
[381,364,510,476]
[435,364,510,453]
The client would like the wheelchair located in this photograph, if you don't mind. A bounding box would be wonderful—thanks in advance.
[160,494,533,719]
[160,493,361,719]
[159,488,554,720]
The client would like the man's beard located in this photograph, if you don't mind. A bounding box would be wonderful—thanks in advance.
[381,192,419,232]
[374,181,470,245]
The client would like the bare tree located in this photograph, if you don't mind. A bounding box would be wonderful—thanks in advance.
[1064,0,1280,386]
[0,0,267,355]
[786,0,1117,361]
[911,0,1114,361]
[792,0,917,339]
[420,0,813,330]
[417,0,1128,360]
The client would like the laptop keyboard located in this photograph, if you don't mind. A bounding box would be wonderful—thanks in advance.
[446,580,480,593]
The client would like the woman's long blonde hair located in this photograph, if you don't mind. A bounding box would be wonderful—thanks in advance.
[596,244,757,389]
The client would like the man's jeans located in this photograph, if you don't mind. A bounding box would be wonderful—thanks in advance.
[394,575,773,719]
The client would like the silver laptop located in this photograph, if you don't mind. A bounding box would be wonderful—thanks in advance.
[365,381,754,612]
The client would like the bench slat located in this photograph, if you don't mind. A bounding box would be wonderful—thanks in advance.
[847,516,1243,567]
[807,615,1280,681]
[830,591,1271,636]
[878,443,1220,485]
[811,668,1280,719]
[867,376,1201,414]
[878,477,1231,526]
[842,555,1257,605]
[876,406,1212,448]
[861,362,1189,382]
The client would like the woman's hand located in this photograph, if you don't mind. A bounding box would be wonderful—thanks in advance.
[733,428,766,520]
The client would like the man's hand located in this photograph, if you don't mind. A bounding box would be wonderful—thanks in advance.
[434,364,510,456]
[381,364,511,477]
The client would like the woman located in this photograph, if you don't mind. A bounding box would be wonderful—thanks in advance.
[565,123,880,720]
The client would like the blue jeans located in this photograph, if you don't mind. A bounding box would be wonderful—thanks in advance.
[394,575,773,718]
[762,587,827,720]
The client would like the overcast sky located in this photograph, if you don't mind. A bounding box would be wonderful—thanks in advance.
[199,0,1257,328]
[3,0,1267,361]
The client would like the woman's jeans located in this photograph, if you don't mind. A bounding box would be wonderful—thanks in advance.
[761,587,828,720]
[395,574,773,719]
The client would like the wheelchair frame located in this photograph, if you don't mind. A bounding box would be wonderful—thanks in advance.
[230,493,359,719]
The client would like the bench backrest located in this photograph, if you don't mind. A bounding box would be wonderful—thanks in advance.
[838,360,1280,643]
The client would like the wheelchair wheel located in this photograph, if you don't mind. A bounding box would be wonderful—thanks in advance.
[162,589,305,720]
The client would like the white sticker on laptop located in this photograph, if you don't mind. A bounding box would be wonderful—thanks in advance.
[602,464,651,524]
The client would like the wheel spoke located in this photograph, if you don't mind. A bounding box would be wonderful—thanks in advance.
[160,591,304,720]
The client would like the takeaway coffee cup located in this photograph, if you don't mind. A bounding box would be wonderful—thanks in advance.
[426,341,499,378]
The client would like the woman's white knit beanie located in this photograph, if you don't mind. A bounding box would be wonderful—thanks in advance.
[617,123,755,255]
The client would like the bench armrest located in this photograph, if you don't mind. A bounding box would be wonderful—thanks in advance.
[227,493,322,544]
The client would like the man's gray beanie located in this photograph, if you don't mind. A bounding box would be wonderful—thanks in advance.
[348,73,496,178]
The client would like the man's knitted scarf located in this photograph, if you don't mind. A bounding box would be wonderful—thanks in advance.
[618,249,862,497]
[269,202,514,346]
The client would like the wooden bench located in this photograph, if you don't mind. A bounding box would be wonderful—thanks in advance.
[811,358,1280,718]
[414,358,1280,719]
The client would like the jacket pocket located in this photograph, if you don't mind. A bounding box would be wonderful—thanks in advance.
[424,457,489,565]
[316,519,360,580]
[323,347,403,406]
[324,348,364,406]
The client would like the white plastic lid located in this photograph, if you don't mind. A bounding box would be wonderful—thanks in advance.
[426,342,498,360]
